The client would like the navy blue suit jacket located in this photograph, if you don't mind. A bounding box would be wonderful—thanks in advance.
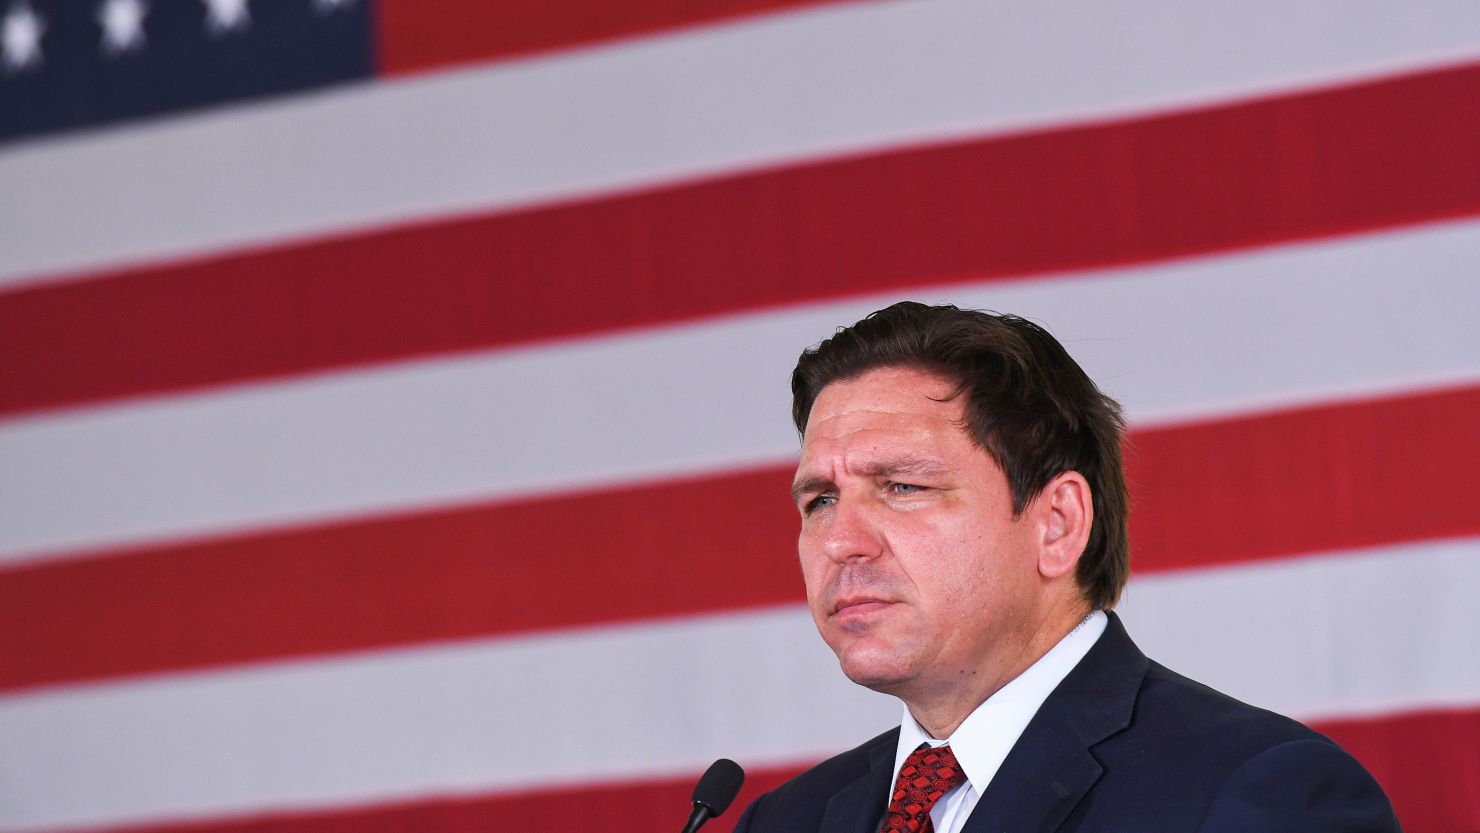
[734,613,1399,833]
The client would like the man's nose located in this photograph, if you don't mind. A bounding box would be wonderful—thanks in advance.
[820,499,884,564]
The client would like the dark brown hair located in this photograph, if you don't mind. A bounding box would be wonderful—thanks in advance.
[791,302,1130,610]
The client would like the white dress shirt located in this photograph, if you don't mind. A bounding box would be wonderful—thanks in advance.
[882,610,1108,833]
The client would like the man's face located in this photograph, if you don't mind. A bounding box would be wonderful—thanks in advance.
[792,366,1044,702]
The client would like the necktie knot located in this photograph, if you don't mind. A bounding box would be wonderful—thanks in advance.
[882,743,964,833]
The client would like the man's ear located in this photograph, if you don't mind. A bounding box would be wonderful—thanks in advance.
[1036,471,1092,580]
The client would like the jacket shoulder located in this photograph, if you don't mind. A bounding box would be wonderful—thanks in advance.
[1077,660,1398,830]
[1136,660,1333,754]
[1195,737,1402,833]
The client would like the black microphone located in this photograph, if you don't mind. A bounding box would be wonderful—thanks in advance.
[679,758,745,833]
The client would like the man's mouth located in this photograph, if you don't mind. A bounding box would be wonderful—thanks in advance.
[832,596,894,617]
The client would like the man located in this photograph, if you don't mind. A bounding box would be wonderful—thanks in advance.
[734,302,1399,832]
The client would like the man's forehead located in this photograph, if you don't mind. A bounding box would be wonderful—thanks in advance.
[804,406,952,442]
[797,420,963,473]
[804,367,964,434]
[803,446,955,476]
[793,367,995,487]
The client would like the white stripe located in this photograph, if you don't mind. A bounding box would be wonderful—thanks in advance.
[3,0,1480,287]
[1118,540,1480,721]
[0,606,894,833]
[3,220,1480,565]
[1,536,1474,832]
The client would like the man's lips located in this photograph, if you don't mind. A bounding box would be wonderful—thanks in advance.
[831,597,895,617]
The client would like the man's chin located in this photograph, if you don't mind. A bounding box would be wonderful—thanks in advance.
[835,649,917,695]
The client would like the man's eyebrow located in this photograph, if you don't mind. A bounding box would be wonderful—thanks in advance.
[790,457,952,503]
[791,475,832,505]
[856,457,952,480]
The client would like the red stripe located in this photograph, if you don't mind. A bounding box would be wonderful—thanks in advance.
[0,466,797,692]
[93,765,803,833]
[1127,385,1480,573]
[3,387,1476,692]
[376,0,862,75]
[71,707,1480,833]
[5,63,1480,417]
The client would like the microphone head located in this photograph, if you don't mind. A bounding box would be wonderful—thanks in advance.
[691,758,746,817]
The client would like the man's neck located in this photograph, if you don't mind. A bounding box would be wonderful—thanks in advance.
[904,605,1091,738]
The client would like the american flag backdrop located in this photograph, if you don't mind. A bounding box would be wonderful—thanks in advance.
[3,1,1480,831]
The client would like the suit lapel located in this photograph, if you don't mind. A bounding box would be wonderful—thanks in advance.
[961,613,1148,833]
[820,729,897,833]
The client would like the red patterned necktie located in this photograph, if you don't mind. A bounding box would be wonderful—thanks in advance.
[882,743,965,833]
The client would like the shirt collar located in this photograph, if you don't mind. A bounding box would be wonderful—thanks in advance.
[891,610,1108,794]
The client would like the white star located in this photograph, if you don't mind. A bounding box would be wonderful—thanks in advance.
[312,0,354,14]
[97,0,148,56]
[201,0,249,36]
[1,1,45,72]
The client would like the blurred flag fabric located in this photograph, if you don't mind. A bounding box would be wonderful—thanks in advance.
[3,1,1480,831]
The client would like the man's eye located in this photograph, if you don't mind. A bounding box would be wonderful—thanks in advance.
[805,495,837,513]
[889,482,924,494]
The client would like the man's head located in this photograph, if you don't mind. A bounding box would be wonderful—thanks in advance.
[789,302,1129,709]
